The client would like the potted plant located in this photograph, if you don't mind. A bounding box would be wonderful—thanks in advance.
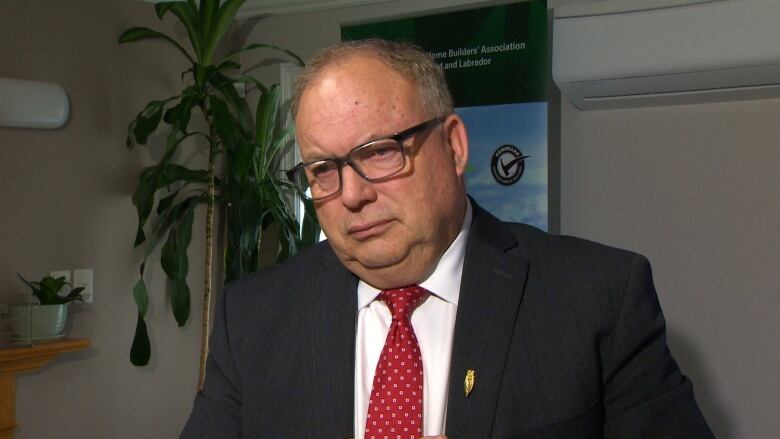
[120,0,318,385]
[10,274,85,341]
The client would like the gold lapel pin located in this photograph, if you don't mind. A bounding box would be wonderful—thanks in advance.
[464,369,475,397]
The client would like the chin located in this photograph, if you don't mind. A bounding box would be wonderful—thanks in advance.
[353,250,406,270]
[331,239,399,264]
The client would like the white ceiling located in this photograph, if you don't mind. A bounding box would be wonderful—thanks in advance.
[237,0,395,17]
[140,0,720,18]
[141,0,395,17]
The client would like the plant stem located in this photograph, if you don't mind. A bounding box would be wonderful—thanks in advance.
[198,109,217,391]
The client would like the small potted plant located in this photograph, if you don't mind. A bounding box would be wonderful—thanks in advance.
[10,274,84,341]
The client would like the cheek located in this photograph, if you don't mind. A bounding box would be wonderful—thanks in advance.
[313,204,344,239]
[406,160,461,222]
[380,181,432,231]
[412,154,458,200]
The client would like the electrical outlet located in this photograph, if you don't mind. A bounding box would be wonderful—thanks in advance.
[73,268,93,304]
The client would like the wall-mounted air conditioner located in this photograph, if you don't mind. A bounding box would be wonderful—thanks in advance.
[553,0,780,109]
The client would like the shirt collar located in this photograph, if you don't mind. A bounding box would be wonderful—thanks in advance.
[357,199,473,309]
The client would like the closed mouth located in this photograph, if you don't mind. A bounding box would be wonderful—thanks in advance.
[347,219,393,240]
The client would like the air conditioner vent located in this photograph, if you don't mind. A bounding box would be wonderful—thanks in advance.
[553,0,780,109]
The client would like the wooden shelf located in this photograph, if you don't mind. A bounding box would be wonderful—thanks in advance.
[0,338,90,439]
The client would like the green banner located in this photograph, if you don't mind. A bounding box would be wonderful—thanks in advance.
[342,1,548,106]
[343,1,550,231]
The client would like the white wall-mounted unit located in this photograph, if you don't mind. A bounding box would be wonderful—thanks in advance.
[0,78,69,129]
[553,0,780,110]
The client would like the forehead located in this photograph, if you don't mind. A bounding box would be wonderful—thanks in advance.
[295,56,422,157]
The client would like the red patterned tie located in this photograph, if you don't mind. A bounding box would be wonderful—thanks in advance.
[365,286,427,439]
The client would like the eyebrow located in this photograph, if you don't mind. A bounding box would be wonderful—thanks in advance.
[301,130,386,163]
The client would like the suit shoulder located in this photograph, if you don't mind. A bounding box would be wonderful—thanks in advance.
[503,222,649,277]
[222,241,335,304]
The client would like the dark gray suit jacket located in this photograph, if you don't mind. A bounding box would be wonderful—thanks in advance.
[181,203,714,438]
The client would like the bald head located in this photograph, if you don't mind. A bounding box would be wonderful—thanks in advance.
[292,39,453,122]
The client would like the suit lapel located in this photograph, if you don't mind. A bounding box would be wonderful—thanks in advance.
[446,204,529,437]
[306,247,358,438]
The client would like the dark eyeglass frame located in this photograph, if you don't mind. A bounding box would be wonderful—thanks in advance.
[286,115,447,201]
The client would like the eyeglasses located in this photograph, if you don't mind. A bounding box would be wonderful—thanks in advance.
[286,116,446,201]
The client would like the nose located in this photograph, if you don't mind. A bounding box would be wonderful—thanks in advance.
[339,164,376,210]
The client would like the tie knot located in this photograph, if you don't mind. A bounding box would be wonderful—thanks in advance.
[379,285,427,321]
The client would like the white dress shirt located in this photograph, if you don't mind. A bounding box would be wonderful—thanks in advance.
[354,202,472,438]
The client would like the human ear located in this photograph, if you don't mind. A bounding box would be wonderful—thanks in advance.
[443,114,469,176]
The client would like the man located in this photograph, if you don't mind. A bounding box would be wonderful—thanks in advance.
[182,39,714,438]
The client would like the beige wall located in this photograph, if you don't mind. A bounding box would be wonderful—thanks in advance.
[0,1,204,438]
[560,97,780,439]
[1,0,778,438]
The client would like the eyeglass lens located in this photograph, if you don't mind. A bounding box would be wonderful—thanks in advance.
[296,139,405,200]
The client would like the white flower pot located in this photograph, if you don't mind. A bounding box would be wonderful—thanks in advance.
[9,303,68,341]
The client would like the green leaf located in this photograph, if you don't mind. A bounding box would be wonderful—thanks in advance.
[118,26,194,64]
[237,188,263,252]
[232,140,254,184]
[127,96,179,149]
[132,156,208,247]
[161,198,196,280]
[256,84,280,157]
[170,279,191,327]
[263,126,294,174]
[209,95,244,153]
[130,313,151,366]
[132,278,149,317]
[193,63,213,87]
[64,287,85,303]
[215,59,241,73]
[210,72,251,129]
[145,194,205,278]
[224,42,304,66]
[168,204,195,326]
[132,169,158,246]
[161,225,181,280]
[132,165,166,246]
[176,202,196,276]
[161,164,210,185]
[271,189,300,249]
[163,94,197,134]
[156,190,179,215]
[131,100,166,146]
[275,218,296,263]
[154,2,176,19]
[203,0,247,65]
[169,3,205,62]
[199,0,219,45]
